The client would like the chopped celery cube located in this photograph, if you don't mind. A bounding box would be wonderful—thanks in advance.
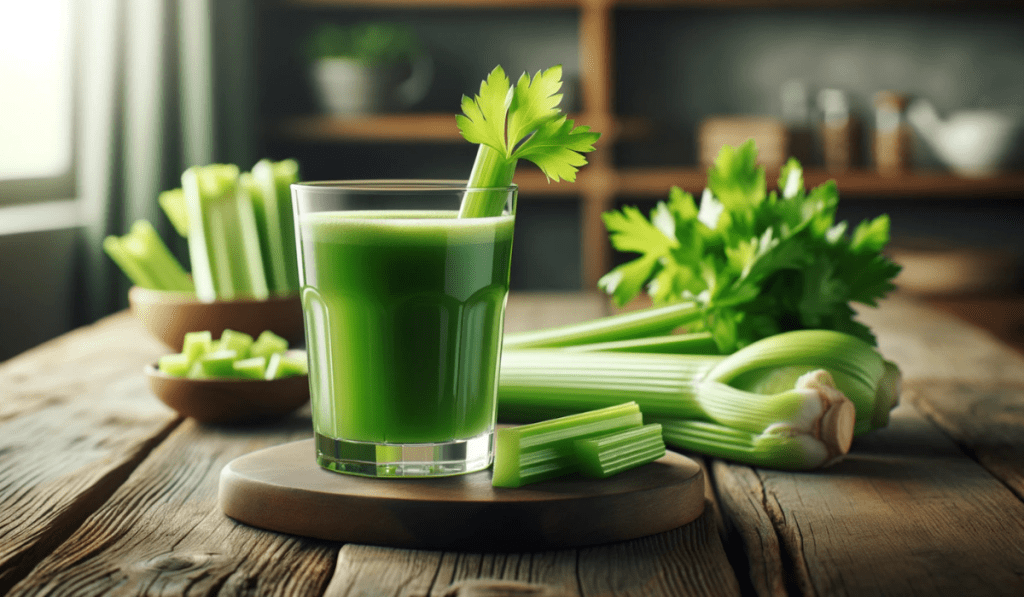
[217,329,254,358]
[573,424,665,479]
[182,164,269,302]
[233,356,268,380]
[157,353,191,377]
[492,402,644,488]
[250,330,289,359]
[103,220,194,292]
[249,159,300,296]
[182,331,214,362]
[159,188,190,237]
[265,352,308,380]
[200,349,239,377]
[186,361,210,380]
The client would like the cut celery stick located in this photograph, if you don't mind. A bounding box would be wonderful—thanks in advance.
[492,402,644,488]
[573,423,665,479]
[158,353,191,377]
[103,220,194,292]
[265,352,308,380]
[182,164,269,302]
[200,349,239,377]
[186,361,209,380]
[217,329,254,358]
[233,356,268,380]
[250,330,289,359]
[103,236,160,289]
[249,159,300,296]
[159,188,190,237]
[182,331,214,362]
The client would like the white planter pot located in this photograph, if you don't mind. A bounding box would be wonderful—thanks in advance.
[311,56,432,116]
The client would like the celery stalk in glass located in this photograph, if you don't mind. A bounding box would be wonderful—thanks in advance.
[182,164,269,302]
[249,158,300,295]
[456,65,599,218]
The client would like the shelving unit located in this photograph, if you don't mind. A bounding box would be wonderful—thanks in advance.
[265,0,1024,289]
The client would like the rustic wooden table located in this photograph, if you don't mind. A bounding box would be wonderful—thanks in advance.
[2,292,1023,596]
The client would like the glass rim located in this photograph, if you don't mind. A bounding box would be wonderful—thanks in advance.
[290,179,518,193]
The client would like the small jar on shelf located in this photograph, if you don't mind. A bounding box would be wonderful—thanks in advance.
[873,91,913,176]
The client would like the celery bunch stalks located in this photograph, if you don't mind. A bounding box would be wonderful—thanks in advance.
[499,329,901,470]
[179,159,300,302]
[102,220,194,292]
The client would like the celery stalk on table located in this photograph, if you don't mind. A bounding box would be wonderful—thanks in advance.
[103,220,194,292]
[182,164,269,302]
[492,401,644,488]
[248,158,300,296]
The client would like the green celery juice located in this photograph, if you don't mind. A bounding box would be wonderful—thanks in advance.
[298,210,515,445]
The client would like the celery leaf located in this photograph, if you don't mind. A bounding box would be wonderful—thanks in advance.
[598,142,901,351]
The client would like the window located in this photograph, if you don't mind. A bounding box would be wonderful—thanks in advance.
[0,0,75,205]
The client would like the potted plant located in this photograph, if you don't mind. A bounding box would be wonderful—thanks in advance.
[306,22,432,116]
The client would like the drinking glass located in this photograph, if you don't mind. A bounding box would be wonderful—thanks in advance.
[291,180,517,477]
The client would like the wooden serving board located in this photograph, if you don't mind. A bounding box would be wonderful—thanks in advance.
[219,439,705,551]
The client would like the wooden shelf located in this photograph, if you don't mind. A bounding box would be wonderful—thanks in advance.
[614,167,1024,199]
[273,113,649,144]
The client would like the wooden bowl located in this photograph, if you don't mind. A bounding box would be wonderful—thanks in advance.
[145,361,310,425]
[129,286,305,351]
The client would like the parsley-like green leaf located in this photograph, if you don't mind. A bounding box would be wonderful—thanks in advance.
[598,142,901,351]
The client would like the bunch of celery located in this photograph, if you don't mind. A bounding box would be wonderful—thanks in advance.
[495,141,904,470]
[499,329,901,470]
[106,159,301,301]
[178,159,300,302]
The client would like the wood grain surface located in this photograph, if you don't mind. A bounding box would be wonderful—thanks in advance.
[3,293,1024,596]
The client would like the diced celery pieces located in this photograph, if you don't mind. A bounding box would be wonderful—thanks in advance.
[102,220,194,292]
[217,329,254,358]
[265,352,308,380]
[182,164,269,302]
[200,349,239,377]
[186,360,210,380]
[492,402,644,488]
[157,353,191,377]
[182,331,214,362]
[249,159,300,296]
[233,356,268,380]
[159,188,190,237]
[250,330,289,359]
[573,423,666,479]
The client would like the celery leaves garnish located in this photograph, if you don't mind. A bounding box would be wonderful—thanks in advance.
[456,65,599,218]
[597,140,902,352]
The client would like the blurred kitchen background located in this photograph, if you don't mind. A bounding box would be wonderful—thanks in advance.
[2,0,1023,361]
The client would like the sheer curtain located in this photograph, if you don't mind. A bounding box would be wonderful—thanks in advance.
[75,0,256,324]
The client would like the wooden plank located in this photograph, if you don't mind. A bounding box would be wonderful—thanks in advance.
[906,379,1024,501]
[714,403,1024,597]
[6,416,337,596]
[857,296,1024,384]
[0,313,179,594]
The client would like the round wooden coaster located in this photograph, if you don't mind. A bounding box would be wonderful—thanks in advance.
[219,438,705,551]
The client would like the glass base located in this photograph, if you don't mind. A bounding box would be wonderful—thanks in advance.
[315,430,493,478]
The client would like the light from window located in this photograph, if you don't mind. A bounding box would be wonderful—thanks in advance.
[0,0,73,181]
